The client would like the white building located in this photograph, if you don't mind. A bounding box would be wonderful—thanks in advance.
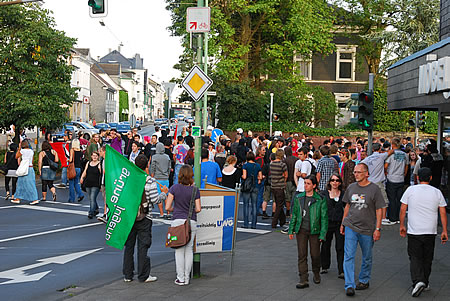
[70,48,93,122]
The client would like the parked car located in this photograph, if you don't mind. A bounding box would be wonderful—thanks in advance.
[154,118,164,126]
[108,122,118,129]
[185,117,194,124]
[52,125,79,141]
[94,123,111,130]
[116,123,131,135]
[65,122,99,140]
[170,117,177,123]
[177,114,185,121]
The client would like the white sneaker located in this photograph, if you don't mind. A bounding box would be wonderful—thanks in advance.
[424,284,430,291]
[30,200,40,205]
[10,199,20,204]
[124,278,132,282]
[412,281,426,297]
[382,219,395,226]
[174,279,185,286]
[144,275,158,282]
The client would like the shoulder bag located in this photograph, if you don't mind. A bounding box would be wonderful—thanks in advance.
[241,164,255,192]
[16,159,29,177]
[165,186,197,248]
[45,151,59,171]
[67,161,76,180]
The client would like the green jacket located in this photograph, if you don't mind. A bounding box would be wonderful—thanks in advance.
[288,191,328,240]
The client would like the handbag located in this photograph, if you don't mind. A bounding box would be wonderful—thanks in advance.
[241,164,255,192]
[16,159,29,177]
[67,162,76,180]
[45,151,59,171]
[165,186,197,248]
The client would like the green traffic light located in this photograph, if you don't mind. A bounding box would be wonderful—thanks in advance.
[88,0,104,13]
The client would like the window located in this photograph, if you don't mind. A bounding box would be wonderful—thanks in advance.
[336,46,356,81]
[294,54,312,80]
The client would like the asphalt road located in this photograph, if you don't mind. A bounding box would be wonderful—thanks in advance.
[0,124,273,301]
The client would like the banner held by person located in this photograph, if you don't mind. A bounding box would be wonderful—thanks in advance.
[104,145,147,249]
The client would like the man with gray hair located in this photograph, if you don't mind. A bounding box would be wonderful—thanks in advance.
[361,143,394,225]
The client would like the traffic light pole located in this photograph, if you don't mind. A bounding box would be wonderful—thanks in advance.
[193,0,204,279]
[367,73,374,155]
[414,110,419,147]
[270,93,274,137]
[202,0,209,131]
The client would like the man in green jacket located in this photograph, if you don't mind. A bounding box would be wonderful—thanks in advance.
[288,175,328,289]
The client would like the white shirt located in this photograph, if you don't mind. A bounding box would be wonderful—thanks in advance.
[362,152,389,183]
[21,148,34,166]
[251,138,259,154]
[401,184,447,235]
[295,159,312,192]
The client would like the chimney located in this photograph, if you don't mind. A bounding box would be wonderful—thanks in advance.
[108,48,111,53]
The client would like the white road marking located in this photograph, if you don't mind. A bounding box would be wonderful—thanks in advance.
[0,222,103,243]
[43,200,91,208]
[0,248,103,285]
[237,220,271,226]
[236,228,271,234]
[14,205,87,216]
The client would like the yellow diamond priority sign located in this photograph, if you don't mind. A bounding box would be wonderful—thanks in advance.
[181,65,213,101]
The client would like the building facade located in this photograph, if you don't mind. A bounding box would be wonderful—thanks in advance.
[69,48,93,122]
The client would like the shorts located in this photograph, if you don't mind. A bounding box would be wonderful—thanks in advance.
[263,185,272,203]
[156,179,170,194]
[375,181,389,206]
[285,181,297,203]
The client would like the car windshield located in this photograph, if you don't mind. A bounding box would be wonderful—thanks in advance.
[77,122,95,129]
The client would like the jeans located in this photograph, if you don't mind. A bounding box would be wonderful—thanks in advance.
[242,187,258,228]
[69,168,84,202]
[61,167,68,186]
[123,218,152,282]
[344,227,374,289]
[297,229,321,282]
[408,234,436,287]
[86,186,100,216]
[320,221,344,274]
[271,188,286,228]
[386,180,404,222]
[172,219,197,284]
[256,179,265,214]
[174,164,183,185]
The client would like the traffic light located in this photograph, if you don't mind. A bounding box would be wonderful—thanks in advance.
[358,91,374,131]
[88,0,108,17]
[265,104,270,120]
[349,93,360,125]
[273,113,280,121]
[418,111,426,128]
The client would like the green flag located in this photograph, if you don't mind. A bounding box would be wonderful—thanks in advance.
[104,145,147,249]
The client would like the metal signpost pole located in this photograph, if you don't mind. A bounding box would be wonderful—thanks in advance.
[193,0,204,278]
[270,93,274,137]
[202,0,209,132]
[415,110,419,147]
[367,73,374,155]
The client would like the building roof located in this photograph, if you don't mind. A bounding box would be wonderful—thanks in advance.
[90,69,116,91]
[74,48,90,56]
[92,62,121,76]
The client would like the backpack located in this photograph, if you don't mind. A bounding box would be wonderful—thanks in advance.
[306,159,317,177]
[241,164,255,192]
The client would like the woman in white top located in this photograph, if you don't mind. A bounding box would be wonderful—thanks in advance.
[129,141,141,164]
[12,140,39,205]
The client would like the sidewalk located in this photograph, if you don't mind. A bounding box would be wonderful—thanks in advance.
[62,224,450,301]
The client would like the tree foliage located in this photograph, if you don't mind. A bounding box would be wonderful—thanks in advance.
[119,90,129,122]
[0,3,77,135]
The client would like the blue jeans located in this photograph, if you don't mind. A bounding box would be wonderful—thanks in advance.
[174,164,183,185]
[257,179,265,214]
[242,187,258,228]
[86,186,100,215]
[61,167,68,185]
[344,227,374,289]
[69,168,84,202]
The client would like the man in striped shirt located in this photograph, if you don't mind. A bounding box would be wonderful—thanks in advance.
[316,145,338,191]
[270,149,288,228]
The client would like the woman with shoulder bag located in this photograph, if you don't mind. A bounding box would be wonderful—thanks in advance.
[4,143,19,201]
[68,139,85,203]
[319,173,345,279]
[80,151,102,219]
[12,140,39,205]
[165,165,201,286]
[38,141,59,202]
[241,151,262,229]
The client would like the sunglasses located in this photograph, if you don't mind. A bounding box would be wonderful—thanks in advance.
[330,179,341,182]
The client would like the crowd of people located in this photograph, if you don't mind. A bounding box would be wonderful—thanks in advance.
[2,125,449,295]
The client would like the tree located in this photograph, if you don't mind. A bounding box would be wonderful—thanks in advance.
[0,2,77,142]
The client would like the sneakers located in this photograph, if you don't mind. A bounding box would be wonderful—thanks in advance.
[11,199,20,204]
[56,183,67,189]
[144,275,158,282]
[5,193,10,201]
[52,193,57,201]
[338,273,345,279]
[124,278,132,282]
[382,218,396,226]
[30,200,40,205]
[412,281,426,297]
[320,269,328,274]
[355,282,369,290]
[174,279,185,286]
[424,284,430,291]
[262,213,270,219]
[77,196,84,202]
[313,275,321,284]
[280,226,289,234]
[296,282,309,289]
[346,287,355,296]
[97,214,107,224]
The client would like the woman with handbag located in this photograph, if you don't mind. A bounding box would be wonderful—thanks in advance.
[38,141,59,202]
[4,143,19,201]
[68,139,85,203]
[12,140,39,205]
[80,151,102,219]
[165,165,201,286]
[241,151,262,229]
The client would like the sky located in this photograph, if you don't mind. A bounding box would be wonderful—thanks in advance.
[42,0,184,83]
